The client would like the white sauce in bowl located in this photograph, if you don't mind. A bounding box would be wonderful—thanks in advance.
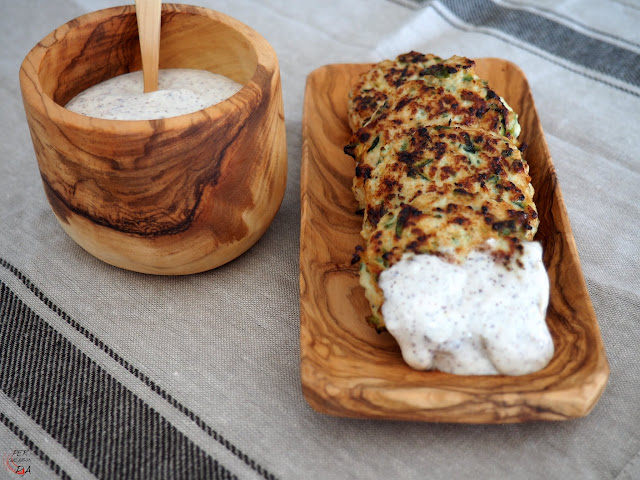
[65,69,243,120]
[379,241,553,375]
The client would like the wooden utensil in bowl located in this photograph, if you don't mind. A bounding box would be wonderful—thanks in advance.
[20,4,287,274]
[135,0,162,93]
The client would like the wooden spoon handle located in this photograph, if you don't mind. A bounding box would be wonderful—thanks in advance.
[135,0,162,93]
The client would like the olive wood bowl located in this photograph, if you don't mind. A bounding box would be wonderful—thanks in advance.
[20,4,287,274]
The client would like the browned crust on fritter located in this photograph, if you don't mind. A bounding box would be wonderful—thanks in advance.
[347,52,511,133]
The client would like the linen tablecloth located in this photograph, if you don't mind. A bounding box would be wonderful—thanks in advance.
[2,0,639,478]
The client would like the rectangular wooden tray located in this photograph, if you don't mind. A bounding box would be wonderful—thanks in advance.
[299,59,609,423]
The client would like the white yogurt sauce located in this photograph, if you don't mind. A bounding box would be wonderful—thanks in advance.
[65,69,243,120]
[378,241,553,375]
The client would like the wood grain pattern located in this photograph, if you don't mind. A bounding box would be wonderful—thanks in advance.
[300,60,609,423]
[20,4,287,274]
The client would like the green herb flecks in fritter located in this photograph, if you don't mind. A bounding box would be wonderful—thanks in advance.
[347,51,520,140]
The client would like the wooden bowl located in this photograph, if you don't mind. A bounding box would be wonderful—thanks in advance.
[19,4,287,274]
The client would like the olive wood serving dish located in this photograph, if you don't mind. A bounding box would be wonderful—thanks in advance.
[299,59,609,423]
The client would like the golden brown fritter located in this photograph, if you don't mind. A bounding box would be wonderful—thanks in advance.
[347,52,520,140]
[347,77,523,210]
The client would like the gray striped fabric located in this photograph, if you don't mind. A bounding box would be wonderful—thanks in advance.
[2,0,639,479]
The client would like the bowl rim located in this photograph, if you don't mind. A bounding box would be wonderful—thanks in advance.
[19,3,278,133]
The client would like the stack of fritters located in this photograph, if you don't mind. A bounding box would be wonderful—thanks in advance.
[344,52,538,331]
